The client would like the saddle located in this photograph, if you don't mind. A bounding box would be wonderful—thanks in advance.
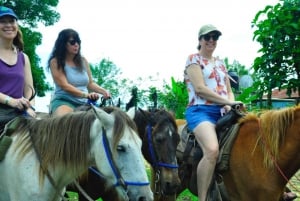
[177,104,245,201]
[0,117,21,161]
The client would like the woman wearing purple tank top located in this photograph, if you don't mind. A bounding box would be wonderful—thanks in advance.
[0,6,36,132]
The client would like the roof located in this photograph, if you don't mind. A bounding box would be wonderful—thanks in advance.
[263,88,299,99]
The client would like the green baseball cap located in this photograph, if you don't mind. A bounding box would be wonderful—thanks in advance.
[198,24,221,38]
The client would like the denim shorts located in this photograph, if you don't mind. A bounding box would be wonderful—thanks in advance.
[185,104,222,131]
[50,98,82,114]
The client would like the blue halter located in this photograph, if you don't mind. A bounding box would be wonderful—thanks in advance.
[146,124,178,169]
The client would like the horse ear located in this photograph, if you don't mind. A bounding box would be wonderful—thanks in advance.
[137,107,147,118]
[126,107,135,119]
[91,105,114,127]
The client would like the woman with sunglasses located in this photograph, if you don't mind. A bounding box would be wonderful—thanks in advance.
[47,28,110,116]
[0,6,36,132]
[183,24,243,201]
[183,25,297,201]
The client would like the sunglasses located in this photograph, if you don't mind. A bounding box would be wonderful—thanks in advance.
[202,34,219,41]
[68,39,80,45]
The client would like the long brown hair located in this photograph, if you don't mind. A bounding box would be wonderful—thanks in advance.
[13,29,24,51]
[47,28,84,72]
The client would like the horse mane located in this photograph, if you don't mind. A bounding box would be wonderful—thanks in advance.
[11,106,137,180]
[101,106,138,149]
[76,105,138,149]
[13,111,95,171]
[239,105,300,167]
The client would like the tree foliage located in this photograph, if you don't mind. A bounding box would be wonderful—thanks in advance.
[158,77,187,119]
[90,58,121,98]
[90,58,154,109]
[252,0,300,108]
[0,0,60,96]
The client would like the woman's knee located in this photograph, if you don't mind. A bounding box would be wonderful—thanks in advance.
[53,105,73,116]
[203,145,219,160]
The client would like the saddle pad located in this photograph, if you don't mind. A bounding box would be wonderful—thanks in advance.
[176,123,197,164]
[0,135,12,161]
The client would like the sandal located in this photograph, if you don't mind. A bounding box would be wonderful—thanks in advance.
[283,192,297,201]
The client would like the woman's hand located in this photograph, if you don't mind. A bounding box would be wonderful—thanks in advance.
[223,101,245,114]
[102,90,111,99]
[223,105,231,113]
[9,97,31,111]
[25,107,37,118]
[87,92,100,101]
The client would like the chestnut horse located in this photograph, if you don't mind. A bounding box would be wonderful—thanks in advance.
[176,105,300,201]
[67,106,181,201]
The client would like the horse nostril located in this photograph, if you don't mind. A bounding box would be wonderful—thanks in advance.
[166,181,178,188]
[137,197,147,201]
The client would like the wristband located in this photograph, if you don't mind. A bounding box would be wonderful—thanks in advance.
[4,96,11,105]
[82,92,88,98]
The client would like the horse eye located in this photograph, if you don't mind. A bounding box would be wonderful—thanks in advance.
[117,145,126,152]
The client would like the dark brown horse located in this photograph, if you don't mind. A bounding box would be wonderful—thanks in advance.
[176,105,300,201]
[67,106,181,201]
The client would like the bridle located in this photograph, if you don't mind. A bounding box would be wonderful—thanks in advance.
[101,127,150,188]
[146,124,179,169]
[80,127,150,201]
[145,110,179,195]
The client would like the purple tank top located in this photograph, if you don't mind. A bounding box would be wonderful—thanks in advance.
[0,51,25,98]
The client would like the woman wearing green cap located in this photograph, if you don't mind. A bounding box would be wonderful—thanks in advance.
[0,6,36,132]
[183,24,296,201]
[183,24,243,201]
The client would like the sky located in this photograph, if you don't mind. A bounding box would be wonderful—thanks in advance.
[34,0,279,112]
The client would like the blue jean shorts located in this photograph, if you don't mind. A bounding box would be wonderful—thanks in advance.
[50,97,82,114]
[185,104,222,131]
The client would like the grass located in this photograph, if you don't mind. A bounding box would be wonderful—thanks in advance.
[176,189,198,201]
[67,190,198,201]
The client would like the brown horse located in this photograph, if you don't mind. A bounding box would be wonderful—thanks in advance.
[176,105,300,201]
[66,106,181,201]
[134,108,181,201]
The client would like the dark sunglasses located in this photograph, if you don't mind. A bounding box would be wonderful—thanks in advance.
[68,39,80,45]
[203,34,219,41]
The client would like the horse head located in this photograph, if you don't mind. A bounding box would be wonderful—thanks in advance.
[90,106,153,201]
[133,107,181,197]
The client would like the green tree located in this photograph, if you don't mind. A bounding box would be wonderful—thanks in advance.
[225,58,258,105]
[90,58,121,98]
[158,77,187,119]
[90,58,154,109]
[0,0,60,96]
[225,58,250,78]
[252,0,300,108]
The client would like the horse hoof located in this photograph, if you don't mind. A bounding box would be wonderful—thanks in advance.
[283,192,297,201]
